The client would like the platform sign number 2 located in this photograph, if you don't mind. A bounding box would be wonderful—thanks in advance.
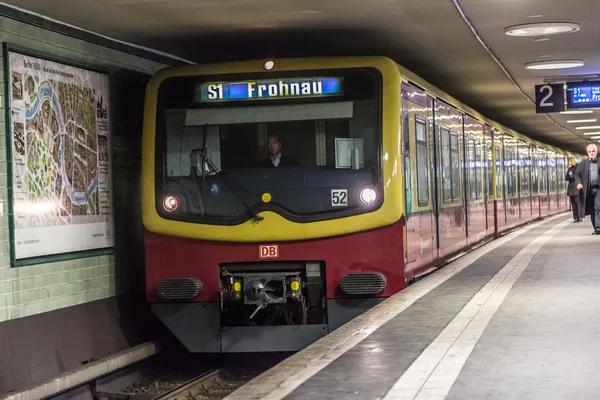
[331,189,348,206]
[535,83,564,114]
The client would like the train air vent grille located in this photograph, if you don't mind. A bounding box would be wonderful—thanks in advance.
[340,273,387,295]
[157,278,202,300]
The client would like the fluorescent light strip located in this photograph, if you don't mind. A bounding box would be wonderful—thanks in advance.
[567,119,598,123]
[583,132,600,135]
[505,22,580,37]
[560,110,594,115]
[576,126,600,130]
[526,60,584,70]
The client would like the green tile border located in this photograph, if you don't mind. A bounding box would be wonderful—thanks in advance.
[3,42,115,267]
[0,4,189,66]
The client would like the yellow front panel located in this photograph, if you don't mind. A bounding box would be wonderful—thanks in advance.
[141,57,403,242]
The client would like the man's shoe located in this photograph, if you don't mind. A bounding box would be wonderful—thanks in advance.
[595,227,600,235]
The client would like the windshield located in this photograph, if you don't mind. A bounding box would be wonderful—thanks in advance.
[155,69,382,225]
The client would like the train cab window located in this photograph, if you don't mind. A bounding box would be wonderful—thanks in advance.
[415,119,429,205]
[156,70,382,224]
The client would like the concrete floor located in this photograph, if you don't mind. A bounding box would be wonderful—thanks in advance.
[230,214,599,400]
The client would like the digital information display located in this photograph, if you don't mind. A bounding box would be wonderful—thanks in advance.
[567,81,600,109]
[196,77,343,102]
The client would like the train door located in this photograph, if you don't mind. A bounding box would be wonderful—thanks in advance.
[493,131,507,233]
[518,140,533,222]
[402,110,412,268]
[401,83,435,279]
[484,125,494,236]
[464,116,486,245]
[531,144,540,217]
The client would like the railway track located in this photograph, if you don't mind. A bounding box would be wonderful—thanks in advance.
[151,368,238,400]
[150,354,289,400]
[93,352,289,400]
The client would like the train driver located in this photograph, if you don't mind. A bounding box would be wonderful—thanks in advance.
[258,135,299,168]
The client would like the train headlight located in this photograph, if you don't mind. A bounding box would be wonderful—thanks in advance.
[162,195,179,212]
[360,188,377,205]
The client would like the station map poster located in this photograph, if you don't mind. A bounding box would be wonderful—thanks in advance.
[8,50,114,260]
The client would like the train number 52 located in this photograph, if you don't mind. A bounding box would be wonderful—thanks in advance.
[331,189,348,206]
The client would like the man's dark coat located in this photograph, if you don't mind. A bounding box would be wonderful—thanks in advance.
[575,158,599,218]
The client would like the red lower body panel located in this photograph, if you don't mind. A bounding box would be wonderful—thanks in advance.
[145,220,405,303]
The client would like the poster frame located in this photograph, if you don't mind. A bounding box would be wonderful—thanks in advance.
[3,43,115,267]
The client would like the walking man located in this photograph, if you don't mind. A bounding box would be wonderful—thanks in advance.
[575,144,600,234]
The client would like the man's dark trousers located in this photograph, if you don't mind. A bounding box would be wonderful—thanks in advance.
[590,187,600,230]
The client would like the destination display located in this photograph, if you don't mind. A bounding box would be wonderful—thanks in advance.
[197,77,343,102]
[567,81,600,109]
[8,51,114,260]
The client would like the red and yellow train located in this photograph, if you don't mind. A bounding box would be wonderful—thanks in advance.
[142,57,572,352]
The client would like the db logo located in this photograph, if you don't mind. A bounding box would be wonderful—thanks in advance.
[259,244,279,259]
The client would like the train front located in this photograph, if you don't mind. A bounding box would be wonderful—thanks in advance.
[142,57,403,352]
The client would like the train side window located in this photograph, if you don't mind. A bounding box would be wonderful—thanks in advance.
[531,150,540,195]
[549,154,557,193]
[520,146,530,196]
[506,150,514,197]
[468,138,476,200]
[403,112,410,155]
[441,128,452,203]
[495,147,503,199]
[509,150,517,197]
[504,149,510,197]
[540,154,548,195]
[475,138,482,200]
[450,132,460,202]
[487,140,494,198]
[415,118,429,205]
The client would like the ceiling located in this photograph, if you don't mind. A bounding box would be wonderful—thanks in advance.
[2,0,597,154]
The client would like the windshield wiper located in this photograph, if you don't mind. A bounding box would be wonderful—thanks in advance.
[198,151,264,222]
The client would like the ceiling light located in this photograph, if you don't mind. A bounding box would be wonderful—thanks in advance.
[567,119,598,123]
[525,60,584,70]
[534,37,550,42]
[527,14,545,18]
[505,22,580,37]
[590,136,600,139]
[560,110,594,115]
[264,60,274,70]
[576,126,600,130]
[539,54,551,58]
[582,132,600,135]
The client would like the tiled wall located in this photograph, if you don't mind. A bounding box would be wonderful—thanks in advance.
[0,17,170,322]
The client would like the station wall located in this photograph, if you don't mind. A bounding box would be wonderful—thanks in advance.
[0,13,176,393]
[0,16,168,323]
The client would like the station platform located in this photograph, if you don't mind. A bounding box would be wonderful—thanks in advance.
[226,212,598,400]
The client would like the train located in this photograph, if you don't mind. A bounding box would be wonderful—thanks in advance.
[141,56,573,353]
